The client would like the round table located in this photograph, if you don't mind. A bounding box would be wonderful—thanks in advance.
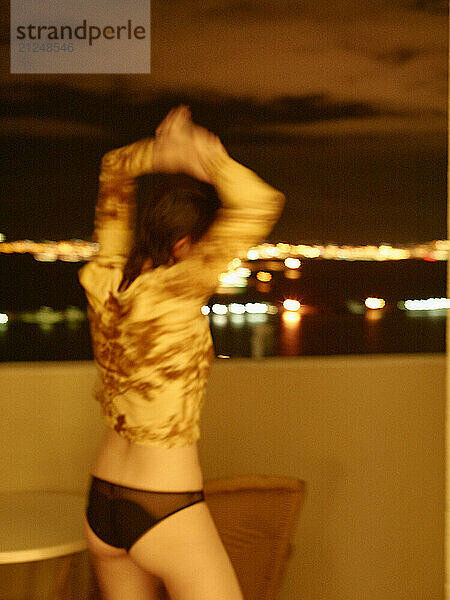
[0,491,87,599]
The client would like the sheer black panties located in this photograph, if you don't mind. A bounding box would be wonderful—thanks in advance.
[86,475,205,551]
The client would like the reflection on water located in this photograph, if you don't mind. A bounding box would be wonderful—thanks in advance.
[279,312,302,357]
[1,309,445,362]
[210,308,445,359]
[1,254,446,361]
[251,321,276,359]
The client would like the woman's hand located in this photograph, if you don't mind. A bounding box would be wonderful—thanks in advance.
[152,106,227,183]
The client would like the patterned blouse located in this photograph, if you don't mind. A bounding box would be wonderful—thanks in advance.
[78,137,285,447]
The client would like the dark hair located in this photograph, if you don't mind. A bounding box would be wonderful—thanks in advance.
[120,180,219,290]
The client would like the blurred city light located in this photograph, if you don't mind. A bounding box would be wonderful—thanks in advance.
[283,299,301,312]
[212,303,228,315]
[401,297,450,311]
[284,257,301,269]
[365,297,386,310]
[256,271,272,282]
[245,302,268,314]
[64,307,86,329]
[236,267,251,278]
[218,272,247,287]
[1,238,448,262]
[35,253,58,262]
[228,258,241,270]
[346,301,365,315]
[229,303,246,314]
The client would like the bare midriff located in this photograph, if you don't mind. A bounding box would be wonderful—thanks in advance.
[90,425,204,492]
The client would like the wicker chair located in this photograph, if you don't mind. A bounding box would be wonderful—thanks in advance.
[203,474,307,600]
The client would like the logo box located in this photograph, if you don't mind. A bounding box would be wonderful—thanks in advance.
[11,0,151,73]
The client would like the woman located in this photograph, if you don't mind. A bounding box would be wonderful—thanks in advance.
[79,106,285,599]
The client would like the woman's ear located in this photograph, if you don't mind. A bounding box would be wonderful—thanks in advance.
[173,235,189,250]
[172,235,192,259]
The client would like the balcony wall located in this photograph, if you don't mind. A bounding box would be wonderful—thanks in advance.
[0,354,445,600]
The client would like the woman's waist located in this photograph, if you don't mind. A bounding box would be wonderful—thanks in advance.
[91,425,204,492]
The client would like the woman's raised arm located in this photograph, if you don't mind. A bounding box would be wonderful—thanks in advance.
[92,137,154,263]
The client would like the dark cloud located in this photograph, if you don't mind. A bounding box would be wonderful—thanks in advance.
[0,0,446,123]
[0,81,382,139]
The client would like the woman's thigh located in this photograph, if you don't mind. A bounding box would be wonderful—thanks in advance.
[128,501,244,600]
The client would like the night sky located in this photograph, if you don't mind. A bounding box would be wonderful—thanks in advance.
[0,0,447,246]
